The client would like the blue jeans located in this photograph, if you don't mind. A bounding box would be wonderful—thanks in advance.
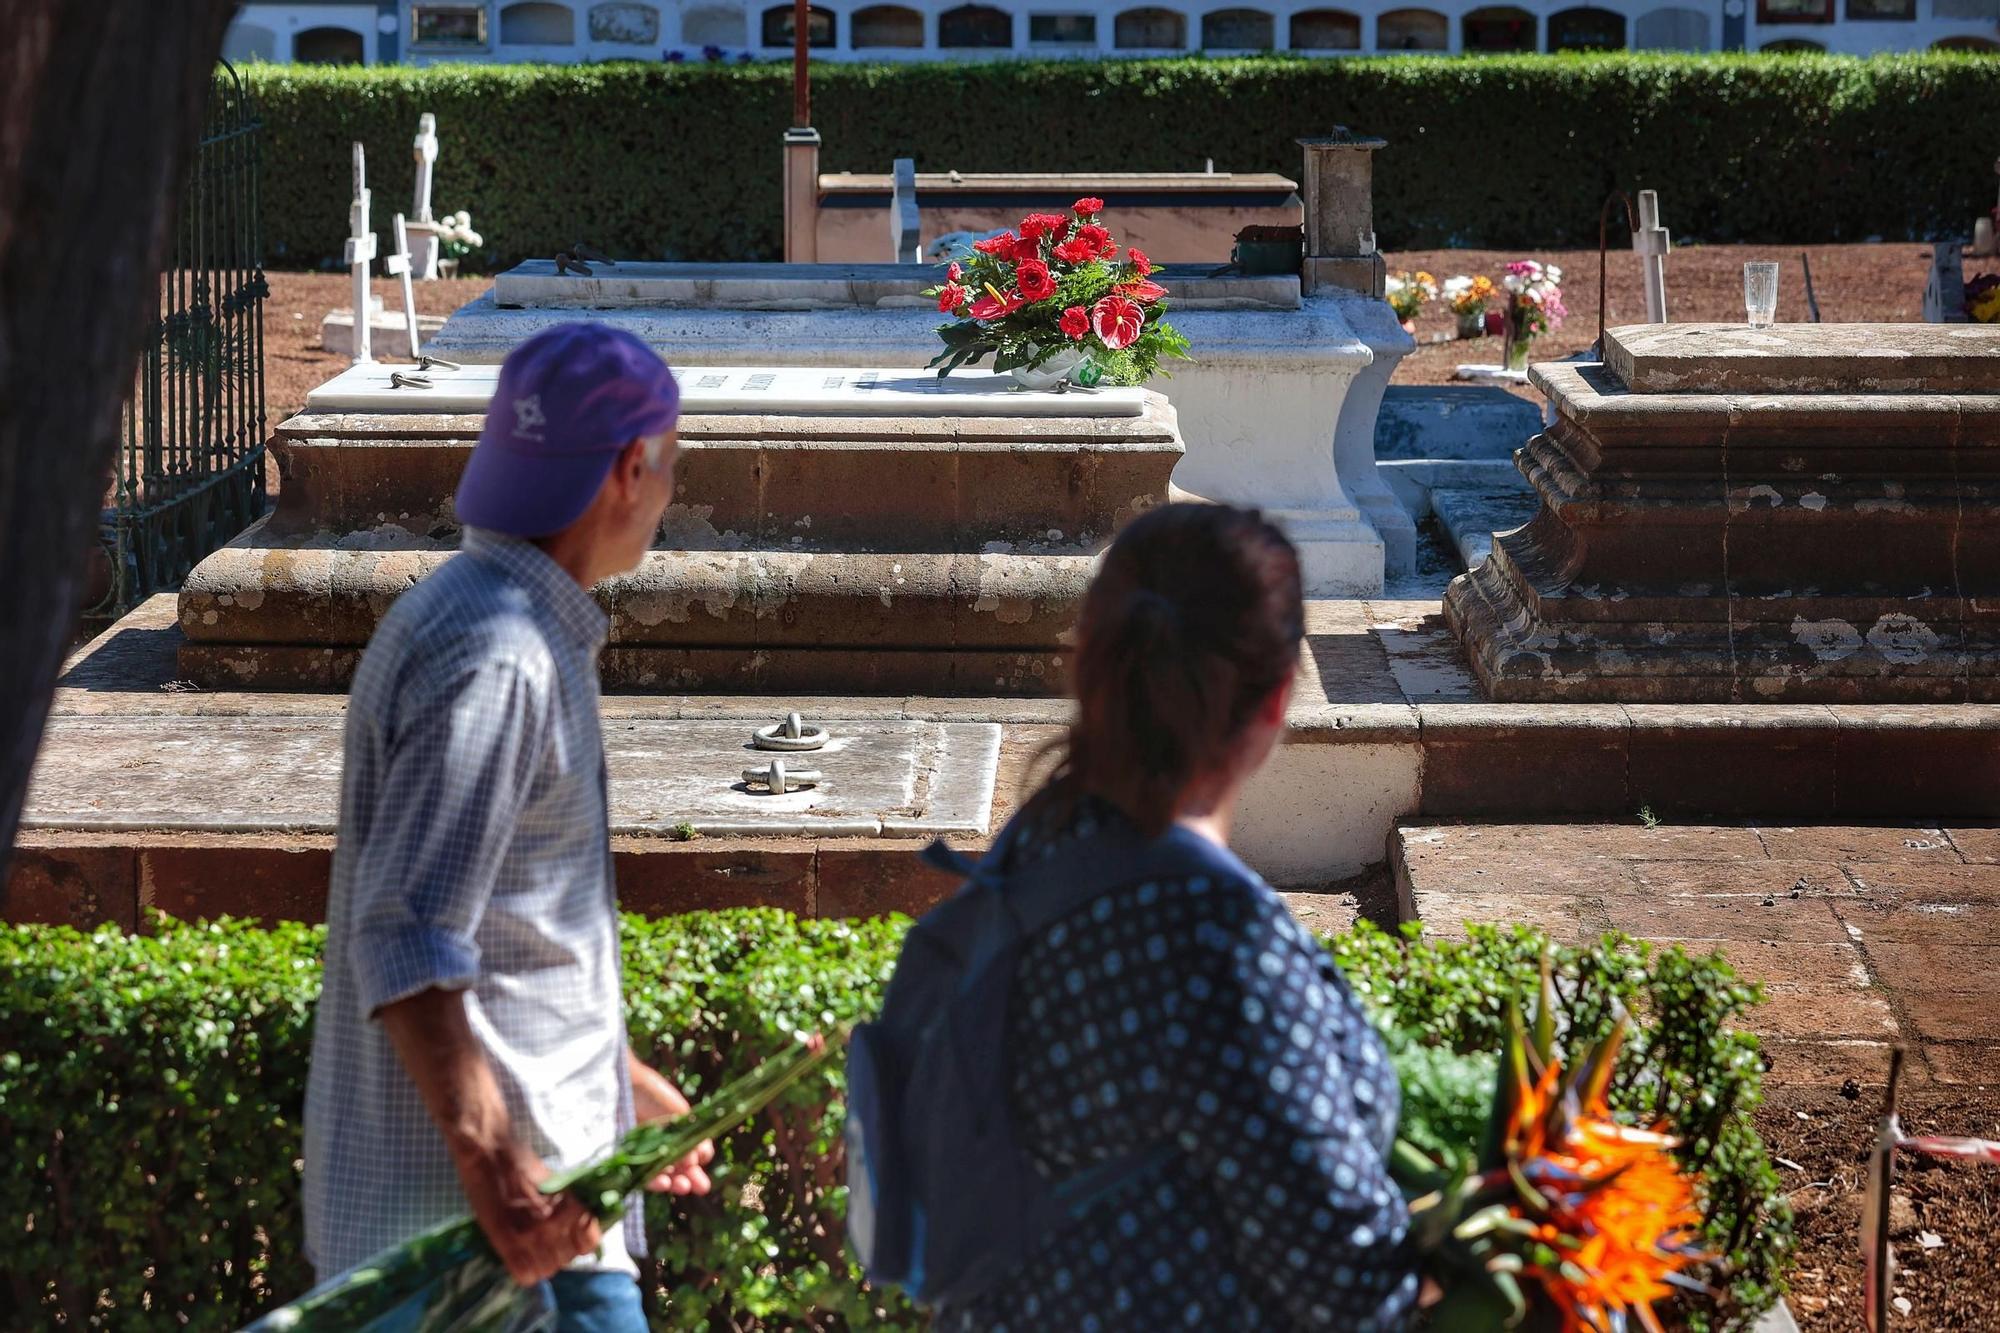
[379,1269,645,1332]
[546,1270,648,1332]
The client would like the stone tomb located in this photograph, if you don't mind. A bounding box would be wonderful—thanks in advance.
[429,262,1415,594]
[177,365,1180,695]
[1447,324,2000,703]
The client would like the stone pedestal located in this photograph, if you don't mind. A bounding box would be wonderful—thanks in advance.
[783,127,821,263]
[1297,129,1387,301]
[1333,297,1418,575]
[177,366,1182,695]
[1446,324,2000,703]
[431,262,1404,594]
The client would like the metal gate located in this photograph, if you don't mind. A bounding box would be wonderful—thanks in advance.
[94,60,268,621]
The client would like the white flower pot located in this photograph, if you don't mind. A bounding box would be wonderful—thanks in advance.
[1010,346,1085,390]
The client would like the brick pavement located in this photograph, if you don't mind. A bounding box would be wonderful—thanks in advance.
[1391,822,2000,1089]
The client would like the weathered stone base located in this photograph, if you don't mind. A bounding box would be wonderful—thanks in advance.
[1446,331,2000,704]
[1447,532,2000,704]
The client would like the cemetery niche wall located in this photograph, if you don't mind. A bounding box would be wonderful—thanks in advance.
[1446,324,2000,703]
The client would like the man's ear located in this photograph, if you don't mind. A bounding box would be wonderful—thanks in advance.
[612,438,648,495]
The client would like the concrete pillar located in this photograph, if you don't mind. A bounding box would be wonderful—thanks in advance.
[783,127,821,263]
[1296,128,1387,299]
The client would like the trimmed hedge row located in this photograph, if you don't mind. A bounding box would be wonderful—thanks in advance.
[0,911,1790,1329]
[242,54,2000,267]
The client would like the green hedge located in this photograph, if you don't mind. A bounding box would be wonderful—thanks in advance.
[0,911,1789,1329]
[243,54,2000,267]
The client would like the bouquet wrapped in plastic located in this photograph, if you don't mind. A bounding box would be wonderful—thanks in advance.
[243,1033,833,1332]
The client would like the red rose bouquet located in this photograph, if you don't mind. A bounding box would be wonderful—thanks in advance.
[926,198,1191,387]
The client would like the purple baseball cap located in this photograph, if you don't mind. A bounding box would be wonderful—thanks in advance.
[454,323,681,538]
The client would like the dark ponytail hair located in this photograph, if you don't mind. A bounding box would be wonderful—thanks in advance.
[1039,502,1304,836]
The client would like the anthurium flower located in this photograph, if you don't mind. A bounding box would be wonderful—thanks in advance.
[1090,294,1144,349]
[1058,305,1090,340]
[1117,278,1167,305]
[968,285,1025,321]
[1073,195,1104,216]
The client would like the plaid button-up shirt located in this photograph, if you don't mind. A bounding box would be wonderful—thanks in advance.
[303,528,639,1280]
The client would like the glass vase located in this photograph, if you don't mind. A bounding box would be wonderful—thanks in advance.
[1505,336,1533,371]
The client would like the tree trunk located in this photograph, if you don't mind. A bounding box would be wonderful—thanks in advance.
[0,2,241,888]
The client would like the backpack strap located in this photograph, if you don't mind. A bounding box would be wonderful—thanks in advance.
[997,819,1255,939]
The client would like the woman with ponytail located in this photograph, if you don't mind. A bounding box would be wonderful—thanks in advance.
[890,503,1419,1331]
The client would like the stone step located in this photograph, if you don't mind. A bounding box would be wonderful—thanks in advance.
[1373,384,1542,463]
[1449,536,2000,705]
[177,525,1095,692]
[1428,485,1539,571]
[272,397,1180,545]
[1389,816,2000,1090]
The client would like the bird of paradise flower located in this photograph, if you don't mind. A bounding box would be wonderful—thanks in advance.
[1394,951,1710,1332]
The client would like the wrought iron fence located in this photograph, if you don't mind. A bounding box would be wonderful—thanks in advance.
[94,60,269,621]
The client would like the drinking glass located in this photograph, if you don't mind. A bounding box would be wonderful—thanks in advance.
[1743,262,1780,329]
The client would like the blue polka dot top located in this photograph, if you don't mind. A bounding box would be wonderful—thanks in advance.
[937,797,1420,1332]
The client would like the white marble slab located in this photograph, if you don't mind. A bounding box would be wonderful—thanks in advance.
[490,260,1301,313]
[22,716,1001,838]
[303,362,1147,418]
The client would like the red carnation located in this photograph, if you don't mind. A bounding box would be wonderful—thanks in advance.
[938,282,970,313]
[1015,259,1057,303]
[1019,212,1070,241]
[947,262,963,281]
[1128,247,1153,277]
[1116,278,1167,305]
[973,232,1018,256]
[1059,305,1090,340]
[1052,237,1097,265]
[1074,224,1113,259]
[1012,233,1044,263]
[1073,196,1104,216]
[1091,294,1144,350]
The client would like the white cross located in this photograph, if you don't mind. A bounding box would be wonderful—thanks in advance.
[343,142,377,365]
[410,112,441,280]
[385,212,422,359]
[1634,189,1671,325]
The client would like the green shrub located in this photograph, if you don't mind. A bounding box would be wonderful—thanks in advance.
[242,54,2000,268]
[0,911,1788,1329]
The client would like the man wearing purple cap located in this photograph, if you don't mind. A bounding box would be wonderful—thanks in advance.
[303,324,703,1328]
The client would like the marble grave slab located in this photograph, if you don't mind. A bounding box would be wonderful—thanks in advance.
[23,716,1001,838]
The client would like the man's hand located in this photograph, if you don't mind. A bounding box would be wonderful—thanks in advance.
[378,987,606,1285]
[629,1052,715,1197]
[451,1134,602,1286]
